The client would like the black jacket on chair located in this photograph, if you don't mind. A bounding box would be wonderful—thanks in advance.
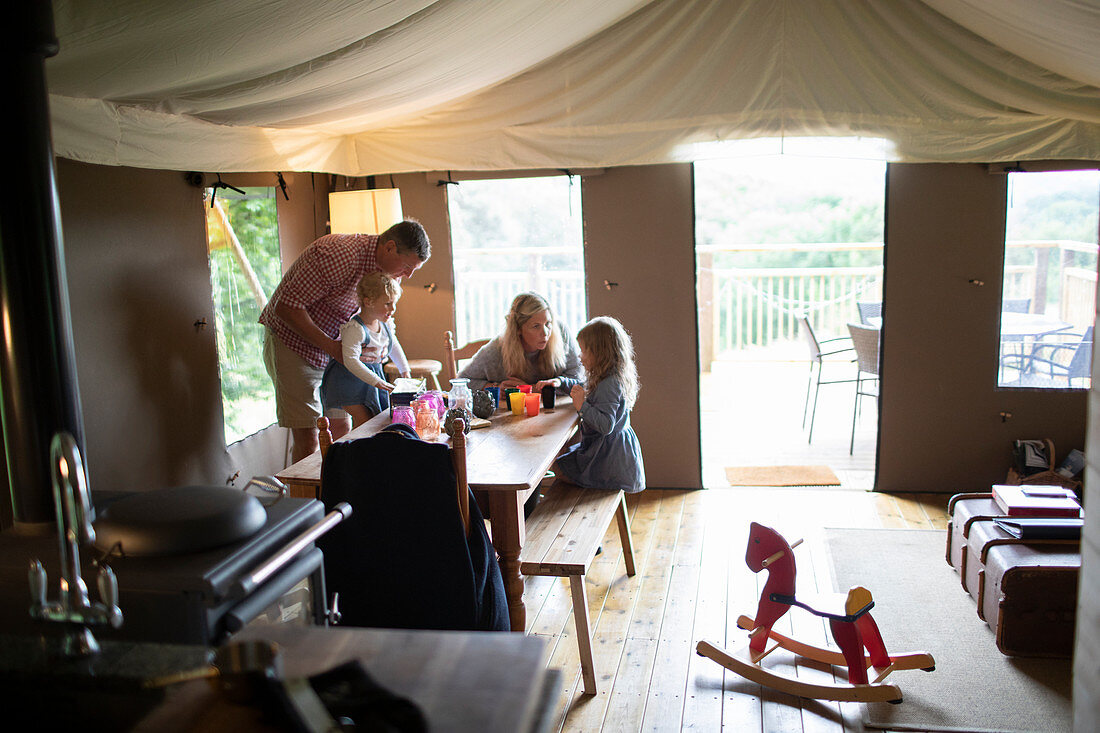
[317,428,509,632]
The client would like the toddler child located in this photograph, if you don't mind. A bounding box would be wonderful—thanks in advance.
[556,316,645,493]
[320,272,410,427]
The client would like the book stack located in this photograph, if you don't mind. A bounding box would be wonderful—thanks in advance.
[991,484,1082,518]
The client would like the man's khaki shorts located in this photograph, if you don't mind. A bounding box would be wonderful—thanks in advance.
[263,328,346,428]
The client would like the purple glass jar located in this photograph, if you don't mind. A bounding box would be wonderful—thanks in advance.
[391,405,415,429]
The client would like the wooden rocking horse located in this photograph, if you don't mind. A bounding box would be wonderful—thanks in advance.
[696,522,934,704]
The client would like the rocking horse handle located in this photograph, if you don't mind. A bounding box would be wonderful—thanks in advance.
[760,537,803,568]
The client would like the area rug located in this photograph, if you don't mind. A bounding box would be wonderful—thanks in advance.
[826,528,1072,732]
[724,465,841,487]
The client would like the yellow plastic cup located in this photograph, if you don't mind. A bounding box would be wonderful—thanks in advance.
[509,390,526,415]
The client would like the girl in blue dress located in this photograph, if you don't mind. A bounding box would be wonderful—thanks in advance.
[557,316,646,493]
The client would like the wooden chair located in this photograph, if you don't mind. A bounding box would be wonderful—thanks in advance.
[519,482,636,695]
[697,522,934,704]
[314,416,508,631]
[318,416,468,534]
[444,330,490,382]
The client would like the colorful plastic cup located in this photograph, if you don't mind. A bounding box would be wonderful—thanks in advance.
[517,384,532,394]
[525,393,541,416]
[502,387,519,412]
[509,390,526,415]
[541,384,556,409]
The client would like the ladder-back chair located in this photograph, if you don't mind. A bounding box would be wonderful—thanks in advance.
[444,330,490,383]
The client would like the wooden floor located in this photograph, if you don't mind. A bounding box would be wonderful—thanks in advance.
[525,487,950,732]
[523,351,946,730]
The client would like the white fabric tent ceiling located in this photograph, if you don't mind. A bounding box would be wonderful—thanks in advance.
[46,0,1100,176]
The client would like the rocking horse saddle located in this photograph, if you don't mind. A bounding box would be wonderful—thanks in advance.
[769,586,874,623]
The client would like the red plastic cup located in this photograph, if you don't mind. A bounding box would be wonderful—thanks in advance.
[517,384,532,394]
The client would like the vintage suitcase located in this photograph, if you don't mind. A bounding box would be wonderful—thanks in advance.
[946,493,1002,575]
[981,542,1080,657]
[965,519,1079,618]
[963,519,1007,603]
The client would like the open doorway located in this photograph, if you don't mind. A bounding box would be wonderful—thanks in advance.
[695,139,887,489]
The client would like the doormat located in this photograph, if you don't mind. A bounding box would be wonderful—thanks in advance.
[724,465,841,487]
[827,528,1071,732]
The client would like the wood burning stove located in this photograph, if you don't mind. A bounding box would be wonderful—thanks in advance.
[0,491,344,646]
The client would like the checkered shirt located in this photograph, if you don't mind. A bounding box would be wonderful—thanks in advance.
[259,233,379,368]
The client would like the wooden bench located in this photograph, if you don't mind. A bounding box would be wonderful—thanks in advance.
[520,481,636,694]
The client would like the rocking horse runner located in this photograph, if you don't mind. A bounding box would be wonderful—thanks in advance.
[696,522,934,704]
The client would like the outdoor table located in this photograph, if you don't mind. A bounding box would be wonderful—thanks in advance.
[999,312,1073,339]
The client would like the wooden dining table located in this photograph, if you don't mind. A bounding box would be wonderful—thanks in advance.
[275,404,580,633]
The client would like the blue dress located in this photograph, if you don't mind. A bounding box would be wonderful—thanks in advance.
[320,316,394,416]
[556,376,645,493]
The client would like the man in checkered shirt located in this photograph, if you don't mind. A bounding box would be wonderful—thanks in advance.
[260,220,431,461]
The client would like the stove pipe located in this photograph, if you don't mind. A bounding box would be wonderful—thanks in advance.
[1,1,87,529]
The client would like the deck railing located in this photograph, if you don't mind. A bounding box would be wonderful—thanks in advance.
[452,240,1096,365]
[452,246,587,344]
[697,243,884,363]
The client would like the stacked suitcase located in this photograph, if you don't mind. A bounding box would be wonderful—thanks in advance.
[946,492,1081,657]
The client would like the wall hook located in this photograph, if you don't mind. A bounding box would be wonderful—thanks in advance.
[423,282,437,293]
[1000,411,1012,422]
[603,279,618,290]
[968,278,985,286]
[194,318,208,330]
[209,174,245,208]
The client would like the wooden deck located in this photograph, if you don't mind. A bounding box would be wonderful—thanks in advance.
[701,351,877,490]
[526,487,949,732]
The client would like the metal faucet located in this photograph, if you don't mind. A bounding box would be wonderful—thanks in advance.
[28,432,122,656]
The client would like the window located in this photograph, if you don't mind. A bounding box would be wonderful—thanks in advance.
[447,176,587,344]
[998,170,1099,389]
[203,186,283,443]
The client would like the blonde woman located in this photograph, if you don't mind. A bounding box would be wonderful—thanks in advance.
[556,316,645,493]
[459,292,583,394]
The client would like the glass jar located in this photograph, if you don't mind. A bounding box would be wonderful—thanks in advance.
[448,378,473,411]
[391,404,415,430]
[423,389,447,419]
[413,398,441,440]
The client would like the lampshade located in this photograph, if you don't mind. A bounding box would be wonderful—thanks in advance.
[328,189,403,235]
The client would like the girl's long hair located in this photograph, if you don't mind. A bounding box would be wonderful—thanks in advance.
[577,316,639,409]
[500,292,566,381]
